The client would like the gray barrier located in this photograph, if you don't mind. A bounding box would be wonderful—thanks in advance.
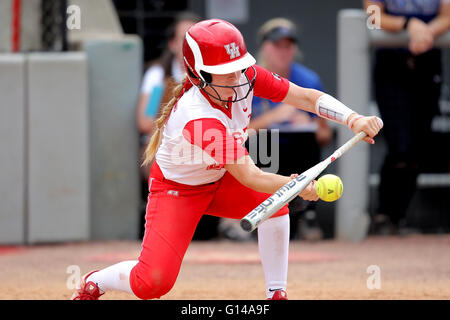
[0,54,26,244]
[337,9,450,241]
[84,37,142,240]
[27,52,89,243]
[0,38,142,244]
[0,1,11,52]
[68,0,124,46]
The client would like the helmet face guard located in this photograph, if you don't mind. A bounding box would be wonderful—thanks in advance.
[199,67,257,103]
[182,19,257,103]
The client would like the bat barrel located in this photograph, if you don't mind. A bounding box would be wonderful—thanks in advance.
[239,129,372,233]
[240,218,254,232]
[240,168,321,232]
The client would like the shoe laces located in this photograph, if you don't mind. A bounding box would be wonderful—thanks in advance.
[73,281,104,300]
[73,292,99,300]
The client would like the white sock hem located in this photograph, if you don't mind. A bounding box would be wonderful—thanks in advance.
[86,260,138,294]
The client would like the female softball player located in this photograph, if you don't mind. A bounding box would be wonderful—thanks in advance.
[72,19,382,300]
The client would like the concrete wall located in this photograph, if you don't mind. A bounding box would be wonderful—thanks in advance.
[84,36,142,240]
[0,0,12,52]
[0,54,26,244]
[0,52,91,244]
[68,0,124,46]
[0,2,143,244]
[27,52,90,243]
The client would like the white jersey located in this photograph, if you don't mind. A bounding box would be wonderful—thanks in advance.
[155,78,251,185]
[155,65,290,185]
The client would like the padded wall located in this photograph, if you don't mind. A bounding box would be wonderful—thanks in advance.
[84,37,142,240]
[27,52,90,243]
[0,54,26,244]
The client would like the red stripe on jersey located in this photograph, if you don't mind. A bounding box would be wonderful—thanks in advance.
[182,118,248,165]
[245,64,290,102]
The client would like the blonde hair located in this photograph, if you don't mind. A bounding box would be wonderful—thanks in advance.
[142,77,188,167]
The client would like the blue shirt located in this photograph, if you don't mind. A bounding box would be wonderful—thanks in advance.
[371,0,445,22]
[251,62,323,131]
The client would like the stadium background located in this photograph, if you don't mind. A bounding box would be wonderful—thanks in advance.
[0,0,449,300]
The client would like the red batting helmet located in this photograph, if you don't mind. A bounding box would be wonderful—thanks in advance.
[182,19,256,101]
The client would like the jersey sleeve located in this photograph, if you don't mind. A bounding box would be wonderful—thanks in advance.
[246,64,290,103]
[182,118,249,165]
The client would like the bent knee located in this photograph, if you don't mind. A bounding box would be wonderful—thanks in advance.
[130,265,177,300]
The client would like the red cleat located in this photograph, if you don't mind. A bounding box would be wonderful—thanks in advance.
[71,270,104,300]
[268,289,288,300]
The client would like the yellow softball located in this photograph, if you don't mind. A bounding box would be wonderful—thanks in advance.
[315,174,343,202]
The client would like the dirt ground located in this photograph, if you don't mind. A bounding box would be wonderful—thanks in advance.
[1,234,449,300]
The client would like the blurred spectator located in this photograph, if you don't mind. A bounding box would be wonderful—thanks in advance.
[249,18,332,240]
[364,0,450,234]
[137,11,200,171]
[137,12,219,239]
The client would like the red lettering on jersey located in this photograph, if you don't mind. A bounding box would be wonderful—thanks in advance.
[206,163,224,170]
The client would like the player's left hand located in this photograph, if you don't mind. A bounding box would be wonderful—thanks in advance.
[290,174,319,201]
[350,115,383,144]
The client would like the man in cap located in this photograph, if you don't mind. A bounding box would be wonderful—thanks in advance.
[250,18,332,240]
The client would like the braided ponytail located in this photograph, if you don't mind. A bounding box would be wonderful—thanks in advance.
[142,77,189,167]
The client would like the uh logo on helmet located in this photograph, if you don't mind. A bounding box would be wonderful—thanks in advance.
[182,19,257,102]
